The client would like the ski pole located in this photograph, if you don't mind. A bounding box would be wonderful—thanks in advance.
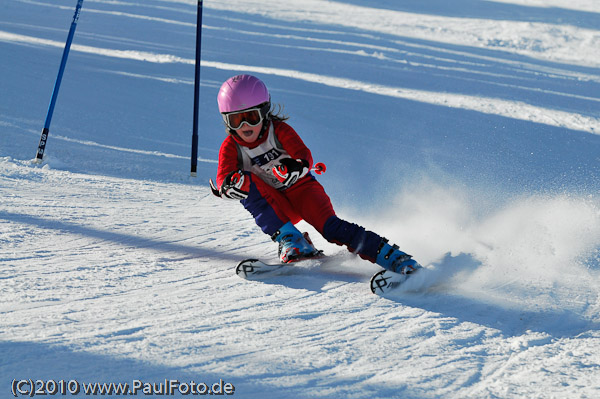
[312,162,326,175]
[211,161,328,198]
[273,161,327,182]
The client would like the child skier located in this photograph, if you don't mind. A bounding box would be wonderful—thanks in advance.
[210,74,421,275]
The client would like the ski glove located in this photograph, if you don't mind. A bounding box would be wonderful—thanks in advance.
[272,158,309,187]
[210,170,249,200]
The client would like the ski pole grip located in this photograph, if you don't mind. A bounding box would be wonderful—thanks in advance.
[272,164,288,183]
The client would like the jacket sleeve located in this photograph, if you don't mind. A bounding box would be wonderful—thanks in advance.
[274,121,313,170]
[216,136,241,188]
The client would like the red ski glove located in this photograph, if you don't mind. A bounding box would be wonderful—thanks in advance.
[272,158,309,187]
[210,170,250,200]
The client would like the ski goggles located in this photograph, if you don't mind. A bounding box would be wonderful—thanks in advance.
[222,103,269,130]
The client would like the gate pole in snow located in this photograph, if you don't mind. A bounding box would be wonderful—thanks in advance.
[190,0,203,177]
[35,0,84,162]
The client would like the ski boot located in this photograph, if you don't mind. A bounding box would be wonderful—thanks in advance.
[375,238,422,275]
[272,222,321,263]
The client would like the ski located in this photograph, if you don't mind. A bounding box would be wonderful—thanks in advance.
[236,253,324,280]
[370,269,407,294]
[237,256,423,294]
[236,259,291,279]
[370,264,424,295]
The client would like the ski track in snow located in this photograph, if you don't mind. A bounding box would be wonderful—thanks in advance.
[1,0,600,398]
[2,158,600,398]
[1,157,599,398]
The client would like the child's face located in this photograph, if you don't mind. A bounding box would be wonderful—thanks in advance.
[235,121,263,143]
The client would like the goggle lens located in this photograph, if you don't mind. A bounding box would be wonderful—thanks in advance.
[224,108,263,130]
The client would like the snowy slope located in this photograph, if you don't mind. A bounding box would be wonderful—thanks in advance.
[1,0,600,398]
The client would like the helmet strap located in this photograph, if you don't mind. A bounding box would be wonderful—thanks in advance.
[258,119,269,140]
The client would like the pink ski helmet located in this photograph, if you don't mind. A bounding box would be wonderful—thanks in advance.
[217,74,270,114]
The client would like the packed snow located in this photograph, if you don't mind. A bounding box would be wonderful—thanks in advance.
[1,0,599,398]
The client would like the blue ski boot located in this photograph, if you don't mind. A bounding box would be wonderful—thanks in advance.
[376,238,422,275]
[272,222,321,263]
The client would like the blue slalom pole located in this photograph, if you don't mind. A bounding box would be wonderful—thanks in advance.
[35,0,84,162]
[190,0,203,176]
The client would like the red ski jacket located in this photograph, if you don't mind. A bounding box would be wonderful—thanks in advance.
[216,120,313,190]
